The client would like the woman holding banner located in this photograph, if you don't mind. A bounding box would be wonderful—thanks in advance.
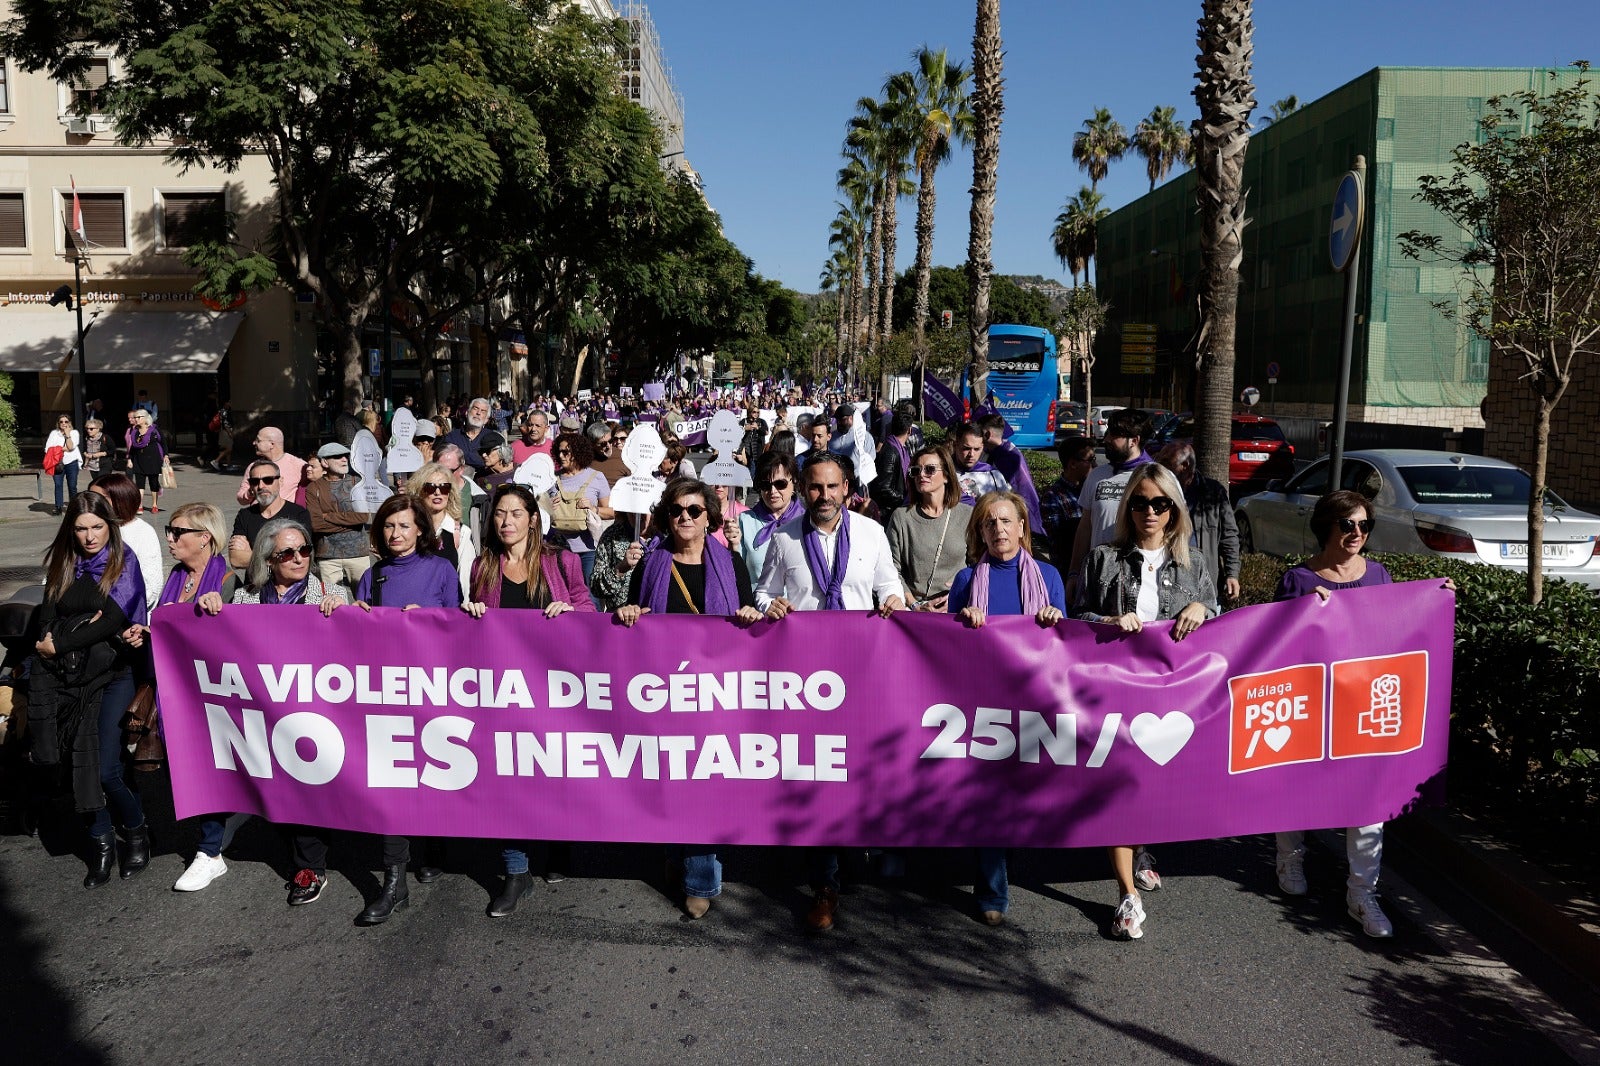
[888,446,972,613]
[1073,465,1217,941]
[948,490,1066,925]
[465,483,594,918]
[407,460,474,598]
[195,518,344,905]
[351,495,462,924]
[617,478,762,919]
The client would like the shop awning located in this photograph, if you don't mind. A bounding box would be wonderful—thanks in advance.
[0,310,245,374]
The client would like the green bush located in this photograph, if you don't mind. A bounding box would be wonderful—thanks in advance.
[917,421,948,448]
[1237,551,1599,828]
[0,373,20,469]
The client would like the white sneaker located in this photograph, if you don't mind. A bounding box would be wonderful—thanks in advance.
[1112,893,1145,940]
[1346,888,1394,938]
[1133,847,1161,892]
[174,853,227,892]
[1276,851,1308,895]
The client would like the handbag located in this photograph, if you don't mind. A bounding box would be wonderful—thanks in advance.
[161,457,178,490]
[43,445,63,476]
[551,471,599,533]
[122,684,165,771]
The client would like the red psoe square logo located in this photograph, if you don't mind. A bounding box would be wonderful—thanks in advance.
[1227,664,1326,774]
[1330,652,1428,759]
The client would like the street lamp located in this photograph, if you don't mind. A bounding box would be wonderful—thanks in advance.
[58,230,91,429]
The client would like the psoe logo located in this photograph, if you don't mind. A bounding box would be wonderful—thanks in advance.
[1330,652,1428,759]
[1226,663,1326,774]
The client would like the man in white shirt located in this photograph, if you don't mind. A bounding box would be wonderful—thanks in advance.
[756,451,904,932]
[1067,407,1155,588]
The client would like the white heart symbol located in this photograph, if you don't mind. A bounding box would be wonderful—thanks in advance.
[1264,725,1293,752]
[1129,711,1195,767]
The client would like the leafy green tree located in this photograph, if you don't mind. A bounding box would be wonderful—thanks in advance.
[1051,187,1108,287]
[1132,105,1192,191]
[1399,65,1600,605]
[1072,107,1129,191]
[1261,95,1300,126]
[893,265,1055,334]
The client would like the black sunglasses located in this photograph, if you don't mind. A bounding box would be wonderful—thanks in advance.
[1338,517,1376,534]
[420,482,452,495]
[413,435,435,444]
[270,544,314,563]
[757,478,790,492]
[166,525,204,539]
[246,475,280,486]
[1129,496,1175,515]
[668,503,706,520]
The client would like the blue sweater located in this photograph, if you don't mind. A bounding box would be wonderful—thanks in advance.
[948,554,1067,616]
[356,551,461,608]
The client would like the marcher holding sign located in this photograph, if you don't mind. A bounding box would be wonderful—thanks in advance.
[1074,464,1218,941]
[617,478,762,920]
[465,483,595,917]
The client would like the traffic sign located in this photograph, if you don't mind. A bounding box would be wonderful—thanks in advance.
[1120,343,1157,354]
[1265,360,1281,378]
[1124,323,1157,337]
[1329,170,1365,272]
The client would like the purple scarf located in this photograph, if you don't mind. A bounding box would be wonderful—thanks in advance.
[159,553,229,607]
[752,497,804,548]
[969,550,1052,616]
[74,544,148,626]
[126,424,159,451]
[802,511,851,611]
[885,435,910,481]
[1112,449,1154,475]
[638,537,739,615]
[259,577,310,605]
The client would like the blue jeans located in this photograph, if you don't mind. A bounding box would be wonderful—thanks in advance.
[672,846,722,898]
[87,669,144,838]
[503,844,531,876]
[52,461,80,509]
[976,848,1009,913]
[503,841,569,876]
[195,812,252,858]
[578,550,596,584]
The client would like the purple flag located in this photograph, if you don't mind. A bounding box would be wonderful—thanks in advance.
[151,583,1452,848]
[922,372,964,427]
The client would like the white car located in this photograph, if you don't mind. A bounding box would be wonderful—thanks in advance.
[1235,449,1600,590]
[1087,406,1123,440]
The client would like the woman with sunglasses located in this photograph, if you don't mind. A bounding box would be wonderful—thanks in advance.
[123,408,165,514]
[465,484,594,917]
[194,518,342,904]
[1271,489,1397,938]
[946,490,1065,926]
[887,446,972,612]
[1074,464,1217,941]
[735,452,803,582]
[407,460,474,599]
[26,491,150,887]
[617,478,761,919]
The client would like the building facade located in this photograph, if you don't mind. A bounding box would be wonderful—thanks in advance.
[620,2,685,161]
[1094,66,1588,442]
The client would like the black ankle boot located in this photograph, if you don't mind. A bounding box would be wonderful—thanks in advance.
[357,863,410,925]
[486,872,534,918]
[84,831,116,889]
[120,824,151,879]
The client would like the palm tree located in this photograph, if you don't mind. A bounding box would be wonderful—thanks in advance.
[1072,107,1128,191]
[966,0,1004,403]
[1261,94,1299,126]
[836,158,874,375]
[1133,105,1192,191]
[851,85,919,360]
[842,136,887,371]
[1050,187,1108,287]
[905,45,973,414]
[828,206,864,369]
[1192,0,1256,487]
[819,247,853,373]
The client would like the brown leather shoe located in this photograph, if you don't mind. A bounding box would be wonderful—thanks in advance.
[981,909,1005,927]
[806,887,839,931]
[684,895,711,919]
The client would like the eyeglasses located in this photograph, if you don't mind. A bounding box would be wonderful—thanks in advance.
[1337,517,1376,534]
[166,525,203,539]
[668,503,706,520]
[554,449,572,457]
[912,464,942,477]
[269,545,315,563]
[420,482,452,495]
[1129,495,1175,515]
[414,436,435,445]
[246,475,280,486]
[757,479,790,492]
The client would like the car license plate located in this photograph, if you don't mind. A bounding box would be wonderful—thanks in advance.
[1237,451,1269,462]
[1500,542,1578,562]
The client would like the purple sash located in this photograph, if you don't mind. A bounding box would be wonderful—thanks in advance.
[751,497,804,548]
[638,537,739,616]
[802,512,851,611]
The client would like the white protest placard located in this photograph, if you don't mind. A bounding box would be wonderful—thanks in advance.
[698,409,752,489]
[609,423,667,515]
[348,429,393,512]
[512,452,556,534]
[386,408,424,475]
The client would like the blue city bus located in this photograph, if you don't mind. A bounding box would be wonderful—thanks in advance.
[960,324,1060,449]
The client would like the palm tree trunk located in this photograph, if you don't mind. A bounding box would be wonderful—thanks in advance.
[850,239,866,383]
[966,0,1004,406]
[911,156,939,417]
[865,193,886,374]
[1193,0,1256,487]
[834,289,848,375]
[880,169,901,358]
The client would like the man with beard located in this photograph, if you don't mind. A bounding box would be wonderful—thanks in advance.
[1066,407,1155,587]
[438,397,503,475]
[227,459,311,570]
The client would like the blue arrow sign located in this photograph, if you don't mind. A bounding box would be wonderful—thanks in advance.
[1329,171,1364,272]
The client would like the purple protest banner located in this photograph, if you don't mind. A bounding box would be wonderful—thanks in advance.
[642,382,666,402]
[150,583,1451,847]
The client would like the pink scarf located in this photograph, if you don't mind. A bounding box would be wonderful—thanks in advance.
[968,550,1052,616]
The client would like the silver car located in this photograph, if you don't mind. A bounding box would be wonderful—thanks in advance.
[1087,405,1123,440]
[1235,449,1600,590]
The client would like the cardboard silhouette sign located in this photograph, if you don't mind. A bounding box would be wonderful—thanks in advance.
[348,429,393,512]
[609,424,667,515]
[512,452,556,534]
[698,409,753,488]
[386,409,424,475]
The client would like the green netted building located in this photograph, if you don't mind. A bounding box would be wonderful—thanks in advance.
[1092,66,1588,433]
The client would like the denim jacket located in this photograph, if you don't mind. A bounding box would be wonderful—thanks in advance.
[1073,542,1220,624]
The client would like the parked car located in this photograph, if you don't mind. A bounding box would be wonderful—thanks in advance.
[1051,401,1088,444]
[1087,406,1123,439]
[1167,414,1296,492]
[1146,411,1188,451]
[1234,449,1600,590]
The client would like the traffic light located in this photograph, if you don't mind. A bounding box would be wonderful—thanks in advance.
[940,309,953,330]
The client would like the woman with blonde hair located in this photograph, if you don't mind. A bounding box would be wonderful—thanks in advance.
[407,460,475,598]
[124,408,165,513]
[1073,463,1218,940]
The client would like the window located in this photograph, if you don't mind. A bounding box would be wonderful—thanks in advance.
[0,192,24,248]
[160,191,225,248]
[1,57,10,113]
[69,58,110,113]
[60,190,126,249]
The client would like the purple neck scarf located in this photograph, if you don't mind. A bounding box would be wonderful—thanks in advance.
[260,577,310,606]
[802,511,851,611]
[969,551,1051,616]
[752,497,804,548]
[639,537,739,615]
[160,553,229,607]
[1113,449,1154,475]
[126,425,157,450]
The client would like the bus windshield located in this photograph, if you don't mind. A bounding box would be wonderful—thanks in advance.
[988,336,1046,374]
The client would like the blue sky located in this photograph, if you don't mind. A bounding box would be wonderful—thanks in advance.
[649,0,1596,292]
